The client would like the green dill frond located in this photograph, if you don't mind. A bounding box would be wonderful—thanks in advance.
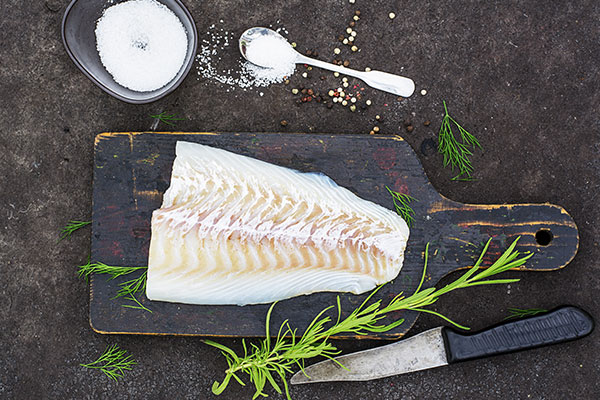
[206,237,533,399]
[150,111,186,126]
[386,186,417,227]
[59,220,91,241]
[437,101,482,181]
[80,344,136,382]
[78,260,151,312]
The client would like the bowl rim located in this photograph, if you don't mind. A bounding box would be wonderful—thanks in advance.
[61,0,198,105]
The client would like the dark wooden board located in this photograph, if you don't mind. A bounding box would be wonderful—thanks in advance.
[91,132,578,339]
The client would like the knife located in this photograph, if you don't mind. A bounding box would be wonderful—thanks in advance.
[291,306,593,384]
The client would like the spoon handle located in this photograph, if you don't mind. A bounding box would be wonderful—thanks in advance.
[296,55,415,97]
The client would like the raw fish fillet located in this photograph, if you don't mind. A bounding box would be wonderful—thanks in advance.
[146,141,410,305]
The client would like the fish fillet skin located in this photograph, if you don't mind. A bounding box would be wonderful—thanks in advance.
[146,141,410,306]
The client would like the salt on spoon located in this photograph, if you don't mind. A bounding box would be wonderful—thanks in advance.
[239,27,415,97]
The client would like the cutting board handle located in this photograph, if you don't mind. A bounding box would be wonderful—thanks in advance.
[426,197,579,272]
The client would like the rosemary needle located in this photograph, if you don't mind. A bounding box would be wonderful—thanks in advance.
[81,344,136,382]
[437,101,482,181]
[59,220,91,242]
[205,237,533,399]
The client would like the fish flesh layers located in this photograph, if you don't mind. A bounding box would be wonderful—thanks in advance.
[146,141,410,306]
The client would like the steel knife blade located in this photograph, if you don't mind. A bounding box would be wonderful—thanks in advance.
[291,306,593,384]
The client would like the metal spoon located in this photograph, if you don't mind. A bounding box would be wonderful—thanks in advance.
[239,27,415,98]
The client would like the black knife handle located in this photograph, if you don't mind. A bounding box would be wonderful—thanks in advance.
[442,306,594,364]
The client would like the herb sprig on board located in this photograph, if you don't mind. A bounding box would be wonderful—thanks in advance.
[205,237,532,399]
[59,220,91,241]
[81,344,136,382]
[78,260,151,312]
[437,101,481,181]
[386,186,417,227]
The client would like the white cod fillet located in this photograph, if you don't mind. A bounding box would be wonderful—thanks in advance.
[146,141,410,306]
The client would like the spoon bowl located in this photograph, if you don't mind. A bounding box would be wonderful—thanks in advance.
[239,27,297,67]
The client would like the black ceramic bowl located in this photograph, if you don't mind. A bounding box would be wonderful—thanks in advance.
[62,0,198,104]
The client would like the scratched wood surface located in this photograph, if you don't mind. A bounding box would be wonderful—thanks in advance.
[91,132,579,338]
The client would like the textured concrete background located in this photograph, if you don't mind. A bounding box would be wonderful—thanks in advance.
[1,0,599,399]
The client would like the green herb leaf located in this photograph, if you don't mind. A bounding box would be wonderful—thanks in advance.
[386,186,417,227]
[59,220,91,242]
[80,344,136,382]
[78,260,150,312]
[206,237,533,399]
[437,101,481,181]
[504,307,547,320]
[150,111,186,127]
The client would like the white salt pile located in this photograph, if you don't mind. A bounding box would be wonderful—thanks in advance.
[245,34,297,71]
[95,0,188,92]
[196,24,295,91]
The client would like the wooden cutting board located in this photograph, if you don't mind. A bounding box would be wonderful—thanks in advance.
[91,132,578,339]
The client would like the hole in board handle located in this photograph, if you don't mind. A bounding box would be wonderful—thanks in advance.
[535,229,553,246]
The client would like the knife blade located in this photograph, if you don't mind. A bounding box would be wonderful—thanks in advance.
[291,306,593,384]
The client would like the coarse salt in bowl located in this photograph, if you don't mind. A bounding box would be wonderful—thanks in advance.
[62,0,198,104]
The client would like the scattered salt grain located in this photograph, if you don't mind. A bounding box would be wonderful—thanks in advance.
[196,24,296,91]
[95,0,188,92]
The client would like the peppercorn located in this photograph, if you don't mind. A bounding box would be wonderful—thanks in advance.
[338,35,344,41]
[327,103,333,109]
[306,50,313,56]
[424,120,431,126]
[320,75,326,80]
[407,125,414,132]
[349,21,355,28]
[355,10,361,16]
[307,89,314,96]
[280,120,288,126]
[343,60,350,67]
[369,130,375,135]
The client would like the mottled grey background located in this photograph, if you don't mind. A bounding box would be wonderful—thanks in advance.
[1,0,599,399]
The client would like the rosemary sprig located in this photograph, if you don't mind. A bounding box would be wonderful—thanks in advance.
[150,111,186,126]
[81,344,136,382]
[504,307,547,320]
[437,101,481,181]
[59,220,91,241]
[386,186,417,227]
[77,260,151,312]
[205,237,532,399]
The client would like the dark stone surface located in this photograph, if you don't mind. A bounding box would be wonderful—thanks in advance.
[0,0,598,399]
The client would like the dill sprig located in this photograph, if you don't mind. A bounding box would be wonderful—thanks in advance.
[59,220,91,241]
[205,237,533,399]
[150,111,186,126]
[437,101,482,181]
[81,344,136,382]
[78,260,151,312]
[386,186,417,227]
[505,307,547,320]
